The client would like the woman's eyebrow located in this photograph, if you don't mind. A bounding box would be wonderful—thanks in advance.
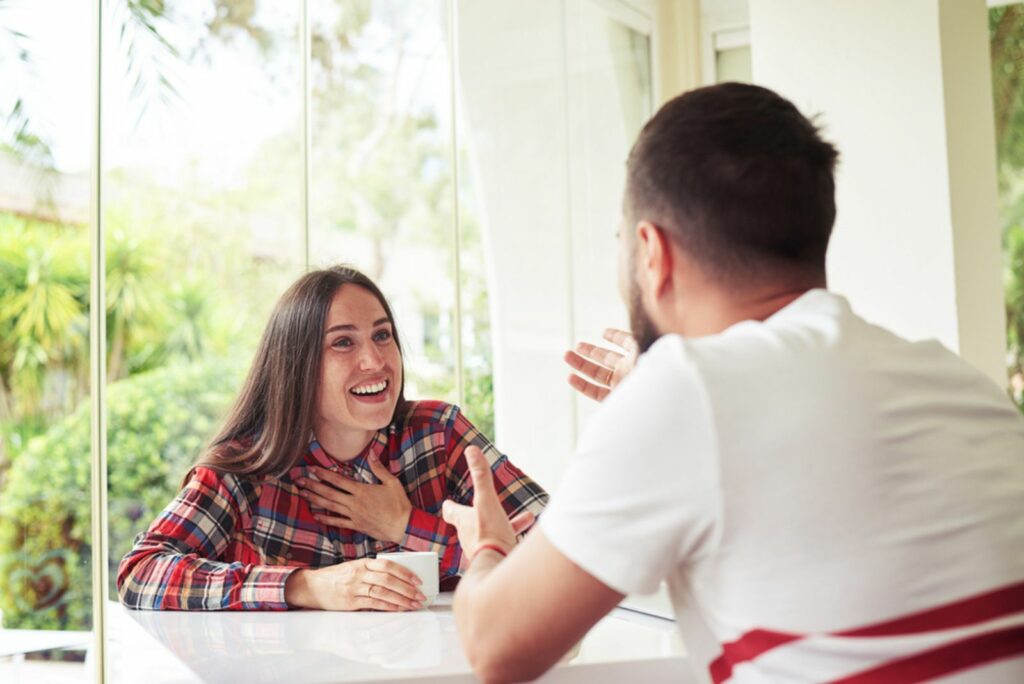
[324,318,390,335]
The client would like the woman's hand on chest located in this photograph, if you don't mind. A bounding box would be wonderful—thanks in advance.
[296,454,413,544]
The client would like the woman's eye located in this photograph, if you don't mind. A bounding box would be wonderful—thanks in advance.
[373,329,392,343]
[332,337,353,349]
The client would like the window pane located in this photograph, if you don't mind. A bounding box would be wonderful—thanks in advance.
[457,0,574,491]
[0,0,95,679]
[990,5,1024,416]
[99,1,304,679]
[308,0,458,409]
[567,0,651,438]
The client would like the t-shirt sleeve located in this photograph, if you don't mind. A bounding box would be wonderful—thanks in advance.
[540,335,721,596]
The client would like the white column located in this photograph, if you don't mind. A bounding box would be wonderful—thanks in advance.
[749,0,1006,385]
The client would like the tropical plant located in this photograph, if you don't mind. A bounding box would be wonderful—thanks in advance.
[0,358,242,630]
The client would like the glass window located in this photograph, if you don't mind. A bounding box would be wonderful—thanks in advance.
[307,0,460,410]
[990,3,1024,416]
[98,2,304,679]
[1,2,662,678]
[0,0,95,678]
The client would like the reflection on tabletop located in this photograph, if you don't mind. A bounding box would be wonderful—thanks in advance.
[119,597,451,682]
[108,593,688,684]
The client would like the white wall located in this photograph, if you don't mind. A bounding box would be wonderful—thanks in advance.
[749,0,1006,385]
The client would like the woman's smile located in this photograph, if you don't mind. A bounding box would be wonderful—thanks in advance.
[349,378,391,404]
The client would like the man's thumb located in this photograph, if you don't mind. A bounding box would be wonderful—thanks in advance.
[442,499,468,527]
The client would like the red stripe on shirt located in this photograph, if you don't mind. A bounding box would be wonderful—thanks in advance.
[837,580,1024,637]
[709,629,801,683]
[709,580,1024,684]
[830,625,1024,684]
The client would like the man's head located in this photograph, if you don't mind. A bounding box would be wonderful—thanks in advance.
[621,83,839,351]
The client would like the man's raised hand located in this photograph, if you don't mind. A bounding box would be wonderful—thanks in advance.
[563,328,637,402]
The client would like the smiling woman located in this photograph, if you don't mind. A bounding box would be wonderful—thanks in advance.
[115,265,549,612]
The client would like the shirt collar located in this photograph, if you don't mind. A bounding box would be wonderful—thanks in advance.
[305,430,391,480]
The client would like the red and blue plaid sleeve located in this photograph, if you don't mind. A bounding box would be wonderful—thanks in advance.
[116,466,296,610]
[398,406,549,578]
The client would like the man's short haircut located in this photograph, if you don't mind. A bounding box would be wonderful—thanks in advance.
[625,82,839,286]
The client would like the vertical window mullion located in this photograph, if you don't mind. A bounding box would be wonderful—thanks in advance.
[90,0,109,681]
[448,0,465,408]
[301,0,311,270]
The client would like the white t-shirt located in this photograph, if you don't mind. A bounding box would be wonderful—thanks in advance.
[541,289,1024,683]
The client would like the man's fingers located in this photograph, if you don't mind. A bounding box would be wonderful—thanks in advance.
[567,373,610,402]
[603,328,637,353]
[464,445,499,504]
[509,511,535,535]
[564,349,614,386]
[442,499,470,527]
[575,342,625,369]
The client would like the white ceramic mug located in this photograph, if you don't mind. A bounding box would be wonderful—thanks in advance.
[376,551,439,607]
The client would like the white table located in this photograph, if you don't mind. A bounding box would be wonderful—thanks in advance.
[106,595,694,683]
[0,629,92,658]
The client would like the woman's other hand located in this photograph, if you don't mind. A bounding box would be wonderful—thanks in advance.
[563,328,638,402]
[284,558,426,611]
[297,454,413,544]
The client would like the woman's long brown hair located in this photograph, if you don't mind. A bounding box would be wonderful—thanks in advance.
[188,265,406,482]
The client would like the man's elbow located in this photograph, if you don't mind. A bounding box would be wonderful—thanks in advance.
[464,634,552,683]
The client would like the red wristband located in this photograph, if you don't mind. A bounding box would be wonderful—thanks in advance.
[470,543,509,564]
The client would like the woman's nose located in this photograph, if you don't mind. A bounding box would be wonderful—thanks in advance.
[358,344,385,370]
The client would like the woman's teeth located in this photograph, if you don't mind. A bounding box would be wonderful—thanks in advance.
[351,380,388,396]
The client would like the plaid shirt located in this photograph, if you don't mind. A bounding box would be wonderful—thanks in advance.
[117,400,549,610]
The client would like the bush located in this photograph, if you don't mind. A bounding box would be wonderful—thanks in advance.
[0,358,242,630]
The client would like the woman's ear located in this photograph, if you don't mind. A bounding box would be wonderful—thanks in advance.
[636,221,673,299]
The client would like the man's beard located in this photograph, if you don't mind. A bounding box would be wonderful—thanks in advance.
[628,266,662,354]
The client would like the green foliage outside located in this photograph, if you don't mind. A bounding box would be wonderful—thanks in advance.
[0,358,241,630]
[991,5,1024,412]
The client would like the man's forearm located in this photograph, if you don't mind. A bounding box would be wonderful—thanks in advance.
[453,549,532,683]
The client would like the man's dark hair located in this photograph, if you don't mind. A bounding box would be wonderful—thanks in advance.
[625,82,839,286]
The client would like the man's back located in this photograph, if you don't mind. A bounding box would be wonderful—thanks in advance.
[541,289,1024,682]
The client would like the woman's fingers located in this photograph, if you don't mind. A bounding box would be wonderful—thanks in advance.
[363,570,424,604]
[301,487,349,514]
[356,595,408,612]
[367,453,398,484]
[309,467,359,493]
[367,558,423,587]
[299,477,350,501]
[315,513,353,528]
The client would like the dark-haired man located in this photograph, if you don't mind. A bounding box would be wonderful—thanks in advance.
[442,83,1024,683]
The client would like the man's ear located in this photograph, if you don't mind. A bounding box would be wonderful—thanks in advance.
[636,221,673,298]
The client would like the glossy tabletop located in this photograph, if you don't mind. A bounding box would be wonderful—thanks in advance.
[106,594,694,683]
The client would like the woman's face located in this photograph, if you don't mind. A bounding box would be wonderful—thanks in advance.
[315,285,403,449]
